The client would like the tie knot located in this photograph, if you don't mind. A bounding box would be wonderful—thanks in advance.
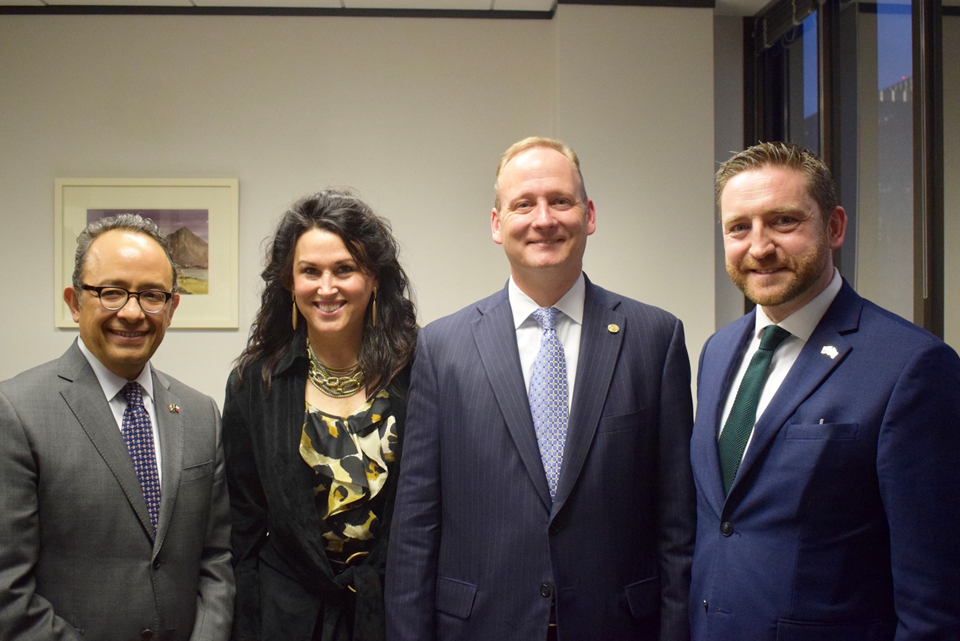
[759,325,791,351]
[532,307,560,331]
[122,382,144,406]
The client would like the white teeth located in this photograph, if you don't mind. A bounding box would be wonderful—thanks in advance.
[318,303,342,313]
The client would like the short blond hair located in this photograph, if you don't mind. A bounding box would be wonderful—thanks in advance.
[494,136,588,210]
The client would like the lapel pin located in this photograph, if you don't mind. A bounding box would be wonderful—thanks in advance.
[168,404,180,413]
[821,346,838,360]
[607,324,620,334]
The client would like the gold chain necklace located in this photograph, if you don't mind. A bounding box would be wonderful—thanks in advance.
[307,341,365,398]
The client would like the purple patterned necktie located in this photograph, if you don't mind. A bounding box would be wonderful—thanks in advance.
[528,307,569,499]
[121,382,161,533]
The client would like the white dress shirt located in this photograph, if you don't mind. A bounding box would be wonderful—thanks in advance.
[509,273,585,412]
[77,338,163,482]
[718,269,843,458]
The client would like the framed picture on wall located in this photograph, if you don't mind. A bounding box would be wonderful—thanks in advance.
[55,178,240,329]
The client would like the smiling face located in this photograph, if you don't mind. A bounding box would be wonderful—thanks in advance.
[491,146,595,302]
[292,227,376,354]
[64,230,180,380]
[720,165,847,323]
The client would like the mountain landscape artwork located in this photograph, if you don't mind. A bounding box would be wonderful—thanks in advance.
[87,209,210,295]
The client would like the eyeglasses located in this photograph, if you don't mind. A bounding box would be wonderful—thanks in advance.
[80,284,174,314]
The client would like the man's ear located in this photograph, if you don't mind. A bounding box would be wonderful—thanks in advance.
[491,208,504,246]
[827,206,847,250]
[584,199,597,236]
[165,293,181,325]
[64,287,81,323]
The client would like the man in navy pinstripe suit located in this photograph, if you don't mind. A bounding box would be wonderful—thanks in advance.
[386,137,695,641]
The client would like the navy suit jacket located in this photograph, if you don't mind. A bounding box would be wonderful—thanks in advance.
[386,277,695,641]
[690,281,960,641]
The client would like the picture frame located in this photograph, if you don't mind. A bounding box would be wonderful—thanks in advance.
[55,178,240,329]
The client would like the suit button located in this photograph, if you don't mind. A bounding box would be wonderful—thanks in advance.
[549,523,561,536]
[720,521,734,537]
[539,584,552,598]
[152,558,161,570]
[141,631,154,640]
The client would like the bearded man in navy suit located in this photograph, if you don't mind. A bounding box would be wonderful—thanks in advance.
[386,136,696,641]
[690,142,960,641]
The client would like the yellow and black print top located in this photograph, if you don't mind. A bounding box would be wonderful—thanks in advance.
[299,390,398,554]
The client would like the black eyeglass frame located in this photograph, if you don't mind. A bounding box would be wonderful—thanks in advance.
[80,284,175,314]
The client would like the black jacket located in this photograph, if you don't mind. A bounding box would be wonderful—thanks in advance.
[223,339,408,641]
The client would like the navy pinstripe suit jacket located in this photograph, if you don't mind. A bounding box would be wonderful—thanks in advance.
[386,277,695,641]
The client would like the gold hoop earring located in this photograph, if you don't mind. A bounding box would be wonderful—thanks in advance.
[291,291,298,331]
[371,288,378,328]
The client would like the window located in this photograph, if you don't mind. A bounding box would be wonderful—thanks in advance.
[745,0,950,342]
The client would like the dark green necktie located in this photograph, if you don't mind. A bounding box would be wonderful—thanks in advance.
[718,325,792,495]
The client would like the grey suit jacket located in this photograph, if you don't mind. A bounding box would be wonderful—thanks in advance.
[0,341,234,641]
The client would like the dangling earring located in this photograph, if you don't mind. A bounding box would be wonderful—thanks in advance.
[291,291,298,331]
[371,288,378,328]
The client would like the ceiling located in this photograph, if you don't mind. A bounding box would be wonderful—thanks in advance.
[0,0,773,17]
[715,0,770,15]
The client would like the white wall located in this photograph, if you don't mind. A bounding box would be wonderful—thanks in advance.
[0,6,716,405]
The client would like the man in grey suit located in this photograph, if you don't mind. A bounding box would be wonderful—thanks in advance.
[386,137,695,641]
[0,214,234,640]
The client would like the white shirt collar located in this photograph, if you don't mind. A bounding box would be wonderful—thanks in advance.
[77,337,155,403]
[755,268,843,341]
[508,273,586,329]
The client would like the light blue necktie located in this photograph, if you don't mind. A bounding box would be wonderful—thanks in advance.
[122,382,161,533]
[528,307,569,499]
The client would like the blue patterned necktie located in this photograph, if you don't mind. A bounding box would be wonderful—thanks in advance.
[718,324,792,495]
[121,382,161,533]
[528,307,569,499]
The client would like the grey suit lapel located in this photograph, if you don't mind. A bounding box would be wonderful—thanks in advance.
[57,343,156,539]
[552,282,624,515]
[472,289,553,509]
[728,284,861,500]
[153,370,183,548]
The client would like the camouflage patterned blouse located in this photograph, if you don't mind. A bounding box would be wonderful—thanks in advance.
[299,390,399,555]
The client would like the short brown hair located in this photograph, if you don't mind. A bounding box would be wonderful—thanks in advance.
[716,142,838,221]
[494,136,588,211]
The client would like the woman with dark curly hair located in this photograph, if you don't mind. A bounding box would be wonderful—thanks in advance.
[223,189,418,641]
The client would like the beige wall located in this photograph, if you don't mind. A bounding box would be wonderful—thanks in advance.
[945,14,959,349]
[0,5,716,404]
[713,15,746,329]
